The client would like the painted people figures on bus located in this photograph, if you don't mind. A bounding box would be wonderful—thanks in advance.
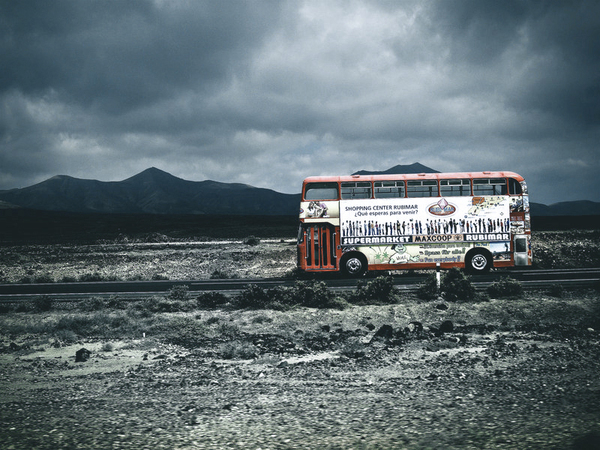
[342,216,511,238]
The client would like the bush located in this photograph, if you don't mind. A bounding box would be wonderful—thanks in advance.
[588,298,600,330]
[416,274,440,300]
[548,284,565,298]
[340,338,367,358]
[167,285,190,301]
[101,342,114,352]
[441,268,476,302]
[219,341,259,359]
[197,291,229,308]
[54,329,78,345]
[234,281,337,309]
[56,314,102,336]
[235,284,272,309]
[34,274,54,284]
[104,296,129,310]
[290,281,333,307]
[324,296,351,310]
[60,275,78,283]
[487,277,523,299]
[78,273,107,282]
[348,276,397,304]
[161,317,207,348]
[243,236,260,246]
[151,298,196,313]
[210,270,238,279]
[33,295,53,312]
[151,273,169,281]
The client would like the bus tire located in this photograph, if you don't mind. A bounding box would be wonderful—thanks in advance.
[465,249,492,274]
[340,252,367,277]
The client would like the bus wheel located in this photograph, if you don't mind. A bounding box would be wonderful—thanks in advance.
[465,249,492,274]
[340,253,367,277]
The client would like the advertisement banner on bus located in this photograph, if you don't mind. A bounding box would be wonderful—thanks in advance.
[340,196,513,246]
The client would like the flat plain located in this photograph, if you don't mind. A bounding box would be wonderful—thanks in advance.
[0,227,599,449]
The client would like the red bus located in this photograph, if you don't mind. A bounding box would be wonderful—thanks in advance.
[297,171,532,276]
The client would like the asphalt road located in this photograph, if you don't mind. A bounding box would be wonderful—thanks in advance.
[0,268,598,302]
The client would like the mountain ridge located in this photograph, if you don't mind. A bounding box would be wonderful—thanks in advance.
[0,167,300,215]
[353,162,440,175]
[0,165,598,216]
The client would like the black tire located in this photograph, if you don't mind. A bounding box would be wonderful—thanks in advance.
[340,252,367,277]
[465,249,492,274]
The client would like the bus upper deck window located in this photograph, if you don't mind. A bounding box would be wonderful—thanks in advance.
[374,180,405,198]
[407,180,438,198]
[440,179,471,196]
[473,178,507,196]
[341,182,372,199]
[304,182,339,200]
[508,178,523,195]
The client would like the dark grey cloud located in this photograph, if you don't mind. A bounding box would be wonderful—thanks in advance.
[0,0,598,205]
[1,0,281,112]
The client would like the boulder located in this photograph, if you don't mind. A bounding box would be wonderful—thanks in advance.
[372,324,394,340]
[405,321,423,333]
[75,348,91,362]
[440,320,454,333]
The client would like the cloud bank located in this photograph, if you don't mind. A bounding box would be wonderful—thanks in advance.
[1,0,599,204]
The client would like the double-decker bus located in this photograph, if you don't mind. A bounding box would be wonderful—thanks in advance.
[297,171,532,276]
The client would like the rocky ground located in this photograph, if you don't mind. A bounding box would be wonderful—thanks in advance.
[0,238,297,283]
[0,232,599,449]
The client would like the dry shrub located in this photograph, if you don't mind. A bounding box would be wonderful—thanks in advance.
[417,274,440,300]
[347,276,397,305]
[487,277,523,299]
[219,341,259,359]
[197,291,229,308]
[441,268,476,302]
[243,236,260,246]
[234,281,340,309]
[161,317,207,348]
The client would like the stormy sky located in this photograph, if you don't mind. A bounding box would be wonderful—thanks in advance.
[1,0,599,205]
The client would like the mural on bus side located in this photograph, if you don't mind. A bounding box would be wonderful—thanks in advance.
[301,201,339,219]
[339,196,526,265]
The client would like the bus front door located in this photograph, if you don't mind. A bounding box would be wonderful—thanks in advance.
[514,235,530,266]
[303,224,337,271]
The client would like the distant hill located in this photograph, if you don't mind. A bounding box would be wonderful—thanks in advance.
[530,200,600,217]
[0,168,300,215]
[354,164,600,217]
[352,162,439,175]
[0,165,598,217]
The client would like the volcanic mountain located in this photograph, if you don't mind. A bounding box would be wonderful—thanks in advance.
[0,168,300,215]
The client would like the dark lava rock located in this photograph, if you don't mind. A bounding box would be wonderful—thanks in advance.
[372,325,394,340]
[406,321,423,333]
[440,320,454,333]
[572,430,600,450]
[75,348,91,362]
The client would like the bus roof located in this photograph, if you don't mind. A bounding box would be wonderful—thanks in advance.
[302,171,525,185]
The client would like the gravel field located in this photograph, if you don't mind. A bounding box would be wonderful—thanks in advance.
[0,231,599,449]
